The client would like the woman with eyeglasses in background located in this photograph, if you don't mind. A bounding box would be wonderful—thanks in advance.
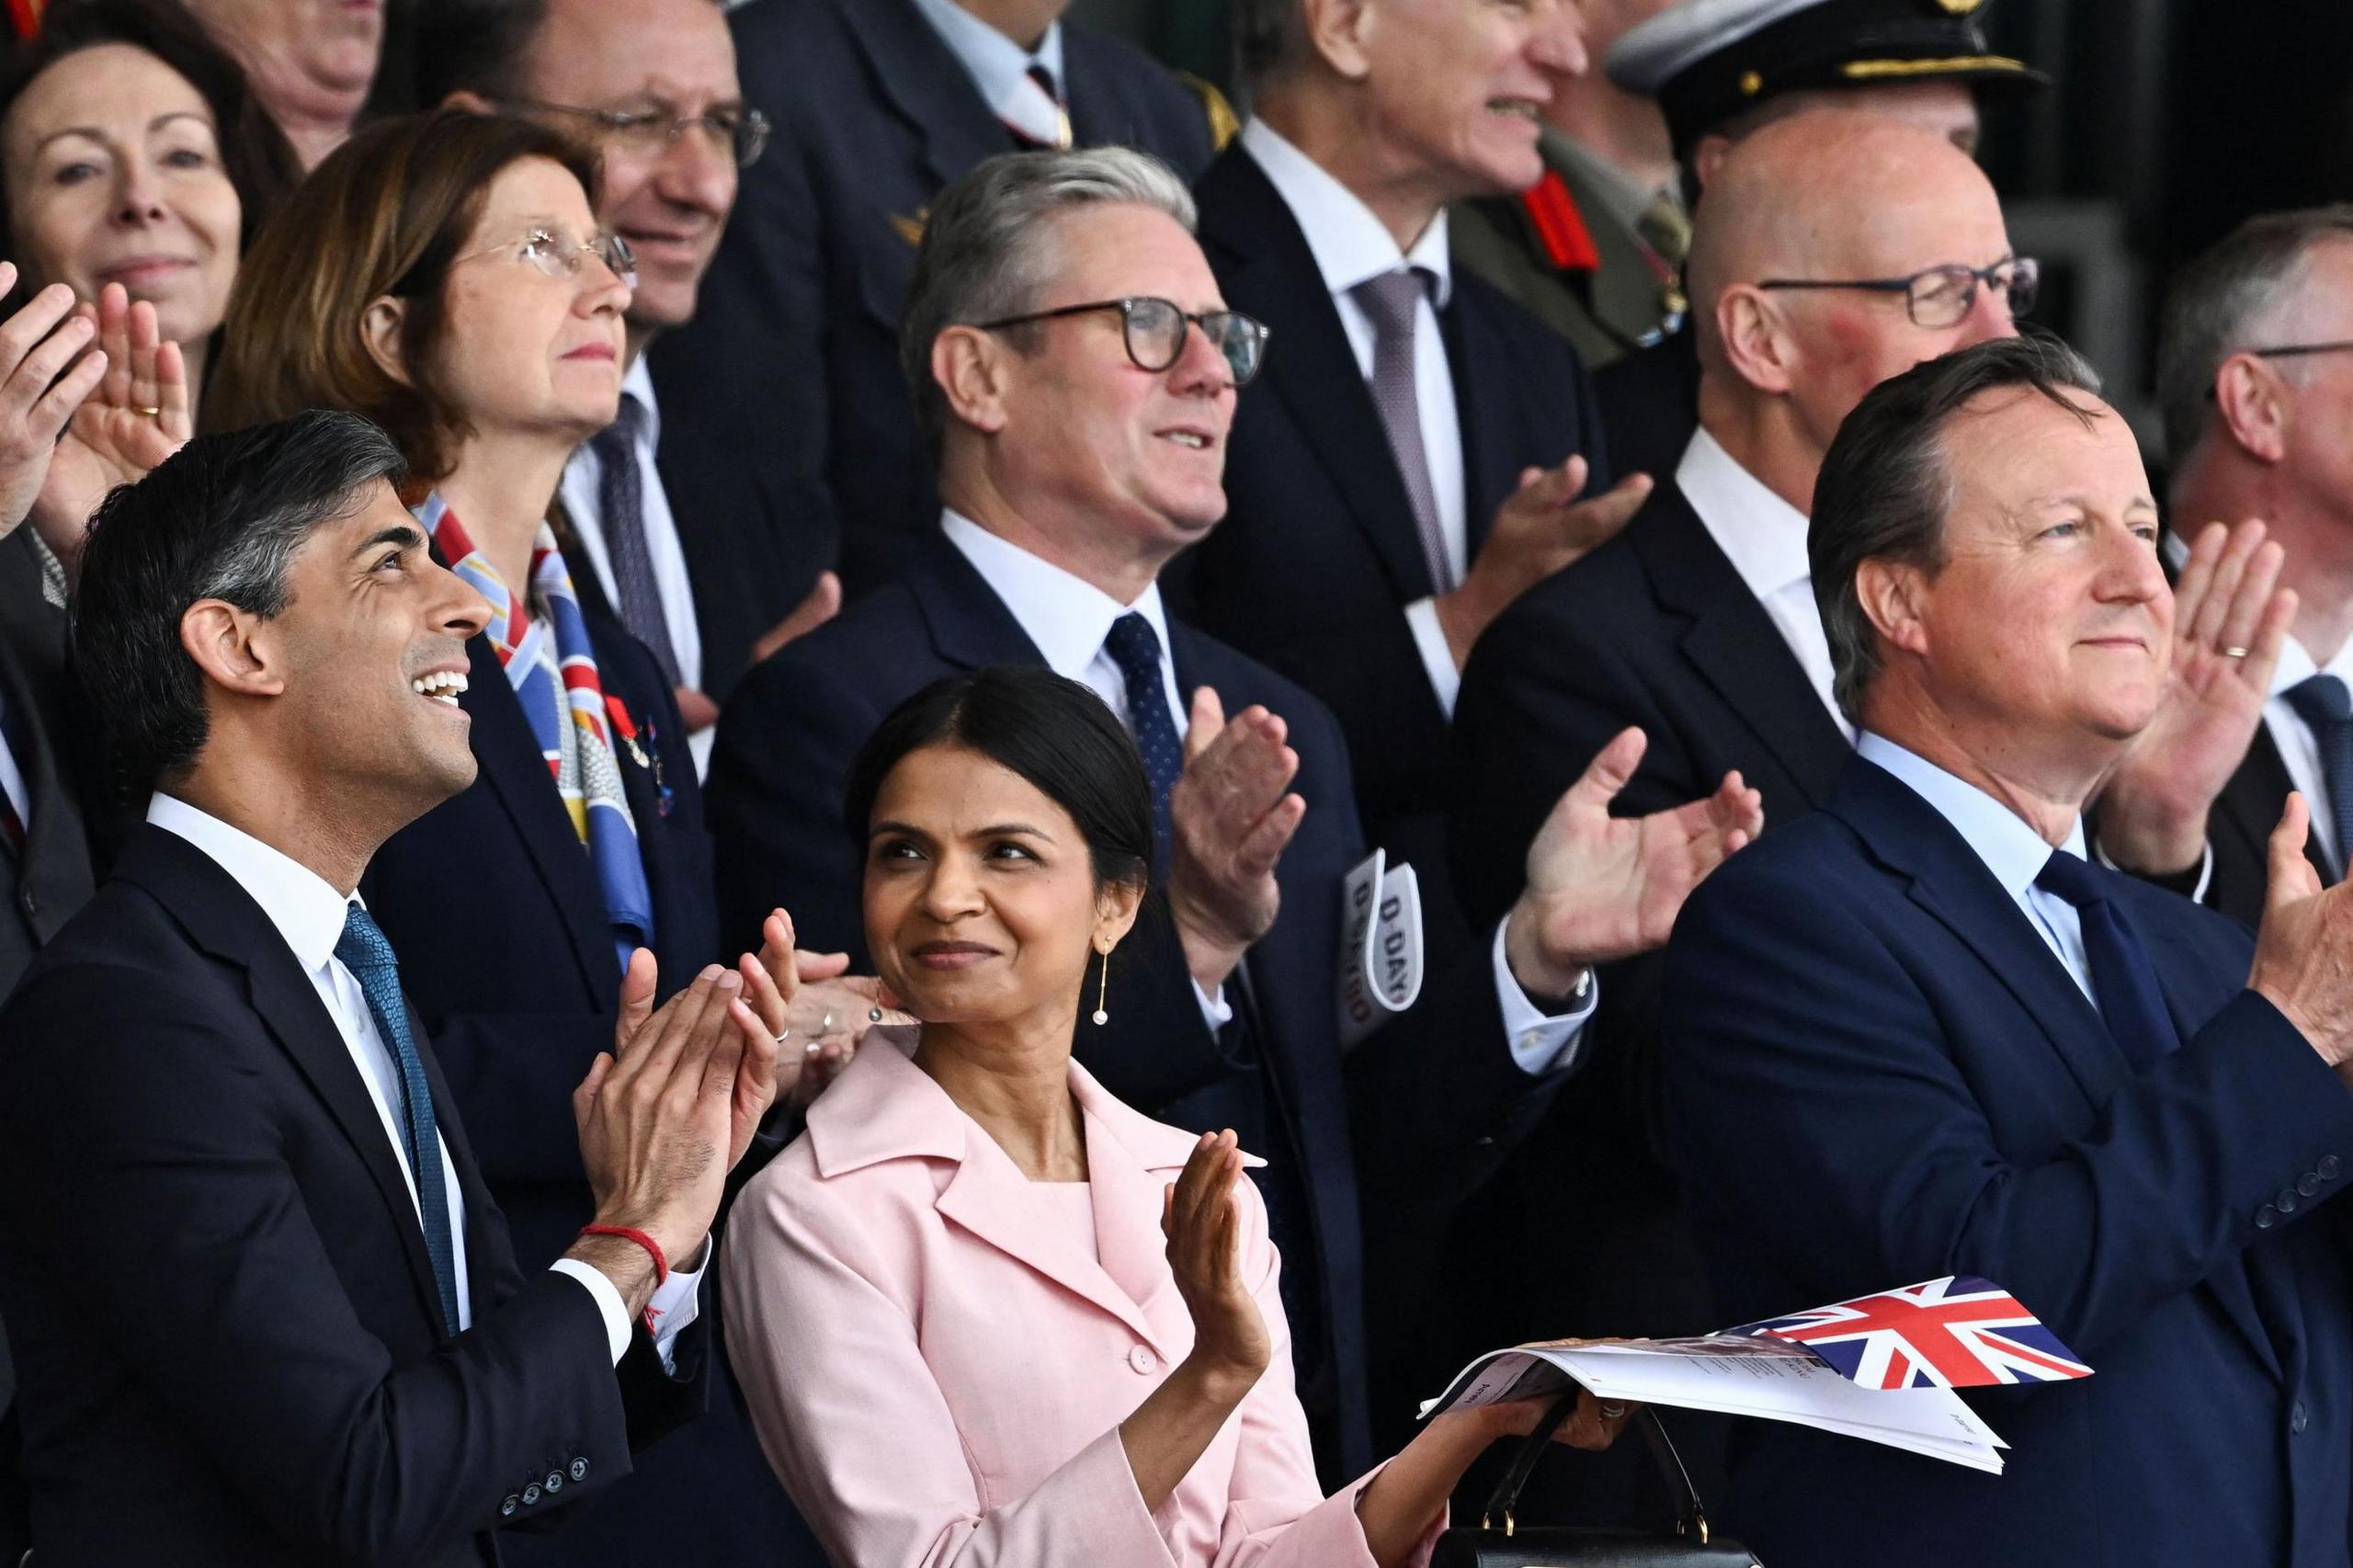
[204,108,829,1567]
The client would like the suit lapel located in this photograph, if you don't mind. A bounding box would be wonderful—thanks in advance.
[0,539,90,928]
[118,826,450,1334]
[1440,287,1509,560]
[905,540,1055,673]
[1634,485,1849,806]
[2218,726,2332,883]
[1832,761,2128,1109]
[838,0,1011,194]
[456,635,610,992]
[1200,149,1437,600]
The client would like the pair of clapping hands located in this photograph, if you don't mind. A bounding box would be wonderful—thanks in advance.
[1165,687,1766,1004]
[0,263,189,562]
[569,909,912,1306]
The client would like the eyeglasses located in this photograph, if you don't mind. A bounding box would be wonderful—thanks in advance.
[455,225,637,292]
[1756,256,2040,329]
[505,98,771,168]
[2202,340,2353,399]
[972,296,1270,385]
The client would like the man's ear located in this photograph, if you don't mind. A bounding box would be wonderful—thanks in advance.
[1691,133,1734,192]
[1300,0,1375,80]
[2211,353,2290,465]
[932,325,1011,437]
[179,599,287,700]
[1856,557,1932,665]
[1716,285,1797,396]
[360,296,413,387]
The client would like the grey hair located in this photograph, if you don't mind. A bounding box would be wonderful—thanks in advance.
[2156,205,2353,465]
[898,146,1199,461]
[1810,332,2106,723]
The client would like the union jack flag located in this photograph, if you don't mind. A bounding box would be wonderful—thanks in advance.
[1731,1276,2094,1391]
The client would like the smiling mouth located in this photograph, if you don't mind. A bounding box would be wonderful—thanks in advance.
[1157,429,1215,450]
[1487,97,1543,121]
[411,670,468,706]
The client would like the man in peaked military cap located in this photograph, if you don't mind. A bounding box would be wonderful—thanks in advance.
[1590,0,2048,481]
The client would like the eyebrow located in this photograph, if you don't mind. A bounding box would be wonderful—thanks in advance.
[348,524,426,561]
[865,819,1054,841]
[34,110,212,155]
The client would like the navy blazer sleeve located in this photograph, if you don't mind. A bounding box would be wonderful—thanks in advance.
[0,958,661,1562]
[1662,854,2353,1354]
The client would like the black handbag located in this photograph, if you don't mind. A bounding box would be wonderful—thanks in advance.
[1430,1396,1762,1568]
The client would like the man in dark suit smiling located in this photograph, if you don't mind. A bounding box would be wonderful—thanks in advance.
[707,146,1763,1483]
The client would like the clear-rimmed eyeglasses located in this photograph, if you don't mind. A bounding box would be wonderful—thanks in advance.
[972,296,1271,386]
[455,225,638,292]
[1756,256,2040,329]
[504,98,771,168]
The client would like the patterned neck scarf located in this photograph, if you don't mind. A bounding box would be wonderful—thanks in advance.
[421,493,654,972]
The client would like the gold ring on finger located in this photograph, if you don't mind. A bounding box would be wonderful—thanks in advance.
[2222,645,2250,659]
[132,404,161,418]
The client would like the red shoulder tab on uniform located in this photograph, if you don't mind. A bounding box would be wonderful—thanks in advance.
[1519,170,1600,274]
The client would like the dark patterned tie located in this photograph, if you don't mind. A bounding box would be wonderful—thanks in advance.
[2033,851,2183,1072]
[1350,267,1455,594]
[1103,612,1182,870]
[2284,673,2353,881]
[335,903,462,1337]
[587,392,683,687]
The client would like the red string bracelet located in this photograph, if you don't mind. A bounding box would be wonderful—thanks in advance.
[579,1224,668,1335]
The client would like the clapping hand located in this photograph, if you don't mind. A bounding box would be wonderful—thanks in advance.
[33,281,190,563]
[1503,726,1764,997]
[0,267,107,543]
[578,959,779,1280]
[1167,687,1305,992]
[1436,456,1654,667]
[2097,519,2295,875]
[1162,1130,1270,1398]
[740,907,914,1110]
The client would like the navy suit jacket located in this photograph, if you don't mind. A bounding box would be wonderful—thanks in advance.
[1664,753,2353,1568]
[647,0,1219,602]
[360,601,812,1568]
[704,539,1575,1482]
[0,825,705,1566]
[1180,142,1613,922]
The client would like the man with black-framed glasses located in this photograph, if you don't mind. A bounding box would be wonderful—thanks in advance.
[706,145,1767,1490]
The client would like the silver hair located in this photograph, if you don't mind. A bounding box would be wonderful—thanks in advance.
[2155,205,2353,465]
[898,146,1199,460]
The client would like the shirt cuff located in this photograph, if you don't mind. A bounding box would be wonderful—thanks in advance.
[1492,918,1598,1075]
[549,1239,707,1370]
[2094,835,2214,904]
[1404,597,1461,719]
[1194,978,1235,1031]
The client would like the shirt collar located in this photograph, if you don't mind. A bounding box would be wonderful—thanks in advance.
[939,510,1173,679]
[1855,732,2087,896]
[907,0,1066,115]
[1238,117,1454,307]
[621,356,660,449]
[1677,426,1813,602]
[145,793,358,974]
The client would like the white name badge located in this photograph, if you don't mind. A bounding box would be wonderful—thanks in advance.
[1337,847,1427,1052]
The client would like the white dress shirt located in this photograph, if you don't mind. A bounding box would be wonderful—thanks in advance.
[560,359,712,778]
[1856,733,2097,1001]
[940,513,1594,1071]
[1238,117,1472,719]
[2260,634,2353,875]
[1677,428,1854,743]
[908,0,1068,146]
[145,794,704,1366]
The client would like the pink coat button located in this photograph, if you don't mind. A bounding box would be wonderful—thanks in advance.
[1129,1345,1158,1374]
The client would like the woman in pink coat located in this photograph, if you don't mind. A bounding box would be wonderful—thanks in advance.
[724,667,1627,1568]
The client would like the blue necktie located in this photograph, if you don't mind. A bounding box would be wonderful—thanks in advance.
[2033,851,2182,1072]
[335,903,462,1337]
[1103,612,1182,869]
[2284,673,2353,881]
[588,392,683,687]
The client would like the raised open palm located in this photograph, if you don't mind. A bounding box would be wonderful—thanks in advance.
[31,284,190,564]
